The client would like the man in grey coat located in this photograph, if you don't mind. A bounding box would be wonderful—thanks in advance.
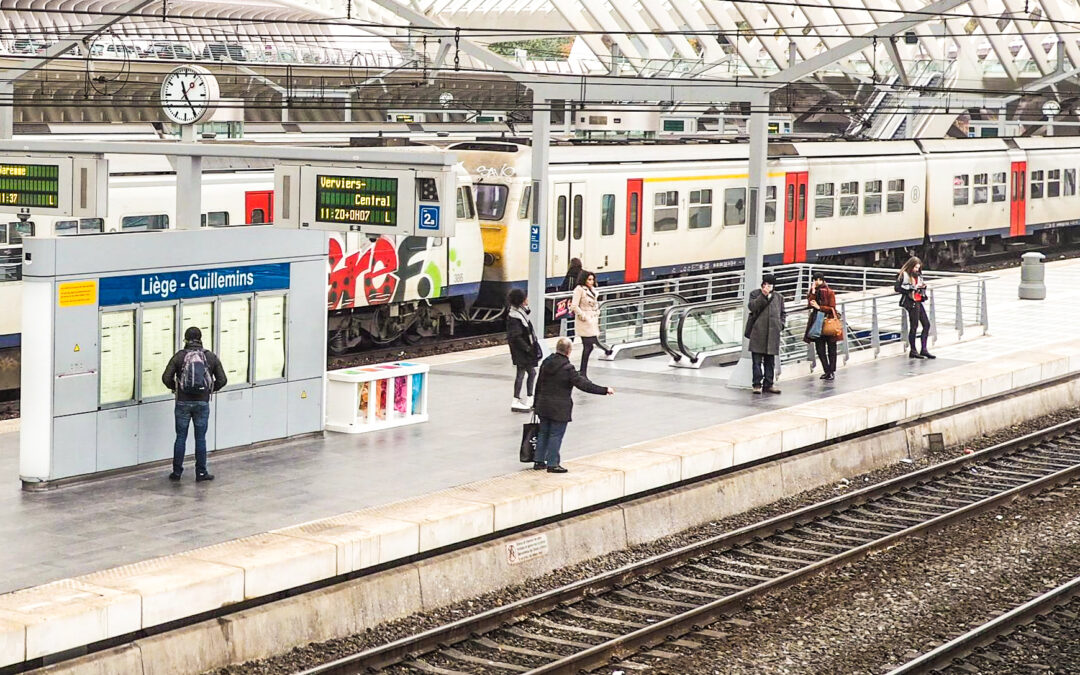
[745,273,786,394]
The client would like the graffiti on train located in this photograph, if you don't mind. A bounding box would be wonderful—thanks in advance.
[328,236,442,310]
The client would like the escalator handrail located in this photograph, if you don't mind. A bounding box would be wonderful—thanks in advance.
[659,303,693,362]
[595,292,687,353]
[675,299,745,364]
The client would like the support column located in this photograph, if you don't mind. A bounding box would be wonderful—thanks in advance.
[728,95,770,389]
[529,92,551,352]
[0,82,13,140]
[176,125,202,230]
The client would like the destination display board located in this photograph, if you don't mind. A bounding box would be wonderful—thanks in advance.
[314,174,399,227]
[0,162,60,209]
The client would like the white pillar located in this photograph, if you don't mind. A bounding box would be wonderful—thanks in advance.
[0,82,13,140]
[728,96,770,389]
[529,92,551,352]
[176,125,202,230]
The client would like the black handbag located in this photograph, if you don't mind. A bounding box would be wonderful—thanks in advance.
[520,414,540,463]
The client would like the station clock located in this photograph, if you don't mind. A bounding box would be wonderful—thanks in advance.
[159,65,220,125]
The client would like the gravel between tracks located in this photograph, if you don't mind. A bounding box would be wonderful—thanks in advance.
[207,407,1080,675]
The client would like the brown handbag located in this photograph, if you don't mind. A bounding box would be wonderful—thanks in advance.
[822,311,844,340]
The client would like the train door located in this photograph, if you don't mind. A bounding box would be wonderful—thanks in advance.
[1009,161,1026,237]
[245,190,273,225]
[783,172,809,263]
[551,182,585,281]
[625,179,643,283]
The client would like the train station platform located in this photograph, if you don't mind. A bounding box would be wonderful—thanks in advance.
[3,259,1080,668]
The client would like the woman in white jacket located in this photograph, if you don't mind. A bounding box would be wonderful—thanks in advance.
[569,270,610,376]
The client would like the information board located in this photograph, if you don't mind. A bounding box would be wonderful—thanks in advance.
[314,174,398,227]
[0,163,59,209]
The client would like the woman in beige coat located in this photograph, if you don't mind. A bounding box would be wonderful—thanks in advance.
[570,270,610,376]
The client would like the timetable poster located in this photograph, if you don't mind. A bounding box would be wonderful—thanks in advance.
[219,299,250,384]
[141,306,175,399]
[182,303,214,352]
[255,296,286,381]
[100,310,135,404]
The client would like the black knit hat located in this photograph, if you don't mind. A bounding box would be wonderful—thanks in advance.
[184,326,202,342]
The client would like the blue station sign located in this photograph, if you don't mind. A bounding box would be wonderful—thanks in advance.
[98,263,291,306]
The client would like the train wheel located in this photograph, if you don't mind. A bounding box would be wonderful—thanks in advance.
[328,328,351,356]
[367,305,406,345]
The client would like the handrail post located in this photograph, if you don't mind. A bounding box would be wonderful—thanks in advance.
[841,300,851,364]
[928,286,938,345]
[871,296,880,358]
[955,282,964,339]
[900,301,909,352]
[980,279,989,335]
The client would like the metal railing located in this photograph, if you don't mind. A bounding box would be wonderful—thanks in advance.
[555,263,991,369]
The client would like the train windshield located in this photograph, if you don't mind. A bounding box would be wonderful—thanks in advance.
[474,184,508,221]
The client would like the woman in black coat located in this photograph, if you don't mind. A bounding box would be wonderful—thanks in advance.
[506,288,541,412]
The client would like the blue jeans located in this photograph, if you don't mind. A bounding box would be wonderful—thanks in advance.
[752,352,775,388]
[173,400,210,475]
[537,418,569,467]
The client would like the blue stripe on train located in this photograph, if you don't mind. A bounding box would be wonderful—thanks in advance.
[0,334,20,349]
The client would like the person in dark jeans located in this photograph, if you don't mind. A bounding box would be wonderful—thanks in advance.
[804,271,839,380]
[506,288,541,412]
[745,274,786,394]
[532,338,614,473]
[161,327,227,482]
[896,256,935,359]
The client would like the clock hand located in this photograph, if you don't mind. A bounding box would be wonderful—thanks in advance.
[180,80,198,115]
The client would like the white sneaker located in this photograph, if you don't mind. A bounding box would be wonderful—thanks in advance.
[523,396,533,408]
[511,398,530,412]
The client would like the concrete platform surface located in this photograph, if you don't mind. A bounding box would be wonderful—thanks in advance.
[1,259,1079,666]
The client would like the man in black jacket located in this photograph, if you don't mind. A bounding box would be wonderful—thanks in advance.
[161,327,227,482]
[532,338,614,473]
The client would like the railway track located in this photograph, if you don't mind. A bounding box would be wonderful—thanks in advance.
[299,419,1080,675]
[888,575,1080,675]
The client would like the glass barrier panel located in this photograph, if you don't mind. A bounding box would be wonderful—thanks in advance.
[140,305,176,399]
[100,310,136,405]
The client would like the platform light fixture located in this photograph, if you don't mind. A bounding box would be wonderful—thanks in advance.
[904,31,919,44]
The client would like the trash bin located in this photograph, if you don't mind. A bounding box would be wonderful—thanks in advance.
[1018,251,1046,300]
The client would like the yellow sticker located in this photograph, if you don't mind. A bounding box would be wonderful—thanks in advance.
[73,344,80,352]
[300,390,308,399]
[58,280,97,307]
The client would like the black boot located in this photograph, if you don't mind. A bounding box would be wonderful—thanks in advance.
[909,343,924,359]
[920,338,935,359]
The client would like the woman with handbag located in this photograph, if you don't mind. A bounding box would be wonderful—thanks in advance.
[803,271,840,380]
[896,256,935,359]
[506,288,542,412]
[569,270,611,377]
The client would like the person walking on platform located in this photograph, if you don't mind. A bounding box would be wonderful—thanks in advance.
[804,271,839,381]
[562,257,583,292]
[896,256,936,360]
[162,327,227,482]
[506,288,542,412]
[570,270,611,377]
[745,273,786,395]
[532,338,614,473]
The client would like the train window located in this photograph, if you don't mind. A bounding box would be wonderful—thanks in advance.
[474,184,509,220]
[250,209,266,224]
[840,181,859,217]
[56,220,78,236]
[992,172,1007,202]
[887,179,905,213]
[203,212,229,227]
[653,190,679,232]
[1030,170,1044,199]
[456,186,475,220]
[79,218,104,234]
[953,175,970,206]
[814,183,835,219]
[601,194,616,236]
[10,222,32,243]
[973,174,988,204]
[517,185,532,220]
[1066,169,1076,197]
[572,195,583,240]
[765,186,777,223]
[556,195,568,240]
[1048,169,1061,198]
[723,188,745,226]
[864,180,882,215]
[0,226,6,245]
[629,192,639,235]
[785,184,794,221]
[121,214,169,231]
[689,189,713,229]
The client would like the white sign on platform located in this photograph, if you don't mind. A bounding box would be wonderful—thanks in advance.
[506,533,549,565]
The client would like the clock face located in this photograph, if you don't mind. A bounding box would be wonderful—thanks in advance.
[160,67,217,125]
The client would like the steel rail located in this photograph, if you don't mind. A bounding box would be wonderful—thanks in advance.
[298,418,1080,675]
[885,575,1080,675]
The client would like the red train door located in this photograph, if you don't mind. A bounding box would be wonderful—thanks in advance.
[783,172,808,263]
[625,178,643,283]
[245,190,273,225]
[1009,161,1026,237]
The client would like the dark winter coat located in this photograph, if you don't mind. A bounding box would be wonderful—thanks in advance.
[803,284,838,344]
[161,340,228,402]
[745,289,786,356]
[506,306,541,367]
[533,353,607,422]
[894,271,926,310]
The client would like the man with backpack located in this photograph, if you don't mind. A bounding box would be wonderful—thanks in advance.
[161,327,227,482]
